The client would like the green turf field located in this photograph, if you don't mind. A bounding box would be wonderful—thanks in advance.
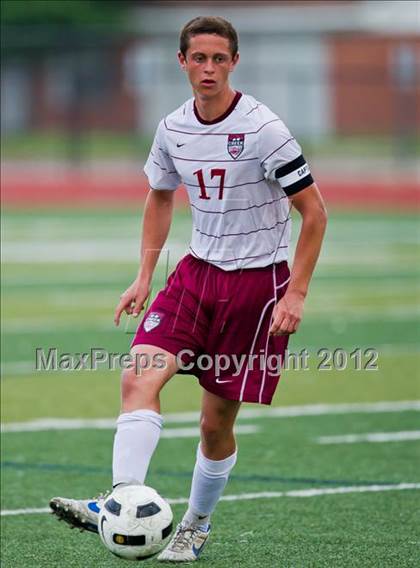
[3,131,419,160]
[1,208,420,567]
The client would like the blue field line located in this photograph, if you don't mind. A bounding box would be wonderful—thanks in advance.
[0,460,407,487]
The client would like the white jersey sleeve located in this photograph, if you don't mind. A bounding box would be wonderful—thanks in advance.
[144,120,181,190]
[259,119,313,196]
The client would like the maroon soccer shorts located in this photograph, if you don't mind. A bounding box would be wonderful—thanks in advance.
[132,254,290,405]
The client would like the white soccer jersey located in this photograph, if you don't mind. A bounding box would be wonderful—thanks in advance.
[144,92,313,271]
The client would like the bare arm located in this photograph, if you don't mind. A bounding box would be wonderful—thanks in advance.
[114,189,175,326]
[269,183,327,335]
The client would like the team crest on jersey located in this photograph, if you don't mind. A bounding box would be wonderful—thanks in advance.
[143,312,162,332]
[227,133,245,159]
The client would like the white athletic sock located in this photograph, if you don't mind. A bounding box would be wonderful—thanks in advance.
[182,443,237,529]
[112,409,163,487]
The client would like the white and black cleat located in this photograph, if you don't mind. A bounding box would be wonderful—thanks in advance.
[49,496,106,534]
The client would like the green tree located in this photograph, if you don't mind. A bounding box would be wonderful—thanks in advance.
[1,0,126,26]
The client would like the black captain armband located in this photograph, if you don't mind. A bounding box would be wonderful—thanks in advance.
[274,155,314,196]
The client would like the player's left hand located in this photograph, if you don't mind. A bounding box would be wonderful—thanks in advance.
[269,290,305,335]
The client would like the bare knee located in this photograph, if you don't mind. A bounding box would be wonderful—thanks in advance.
[120,367,162,412]
[200,414,235,456]
[120,347,178,412]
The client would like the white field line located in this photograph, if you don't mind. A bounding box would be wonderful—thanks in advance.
[1,508,51,516]
[0,422,258,437]
[2,483,420,517]
[2,263,415,286]
[1,401,419,433]
[316,430,420,444]
[3,321,114,334]
[3,240,417,264]
[2,241,187,263]
[1,362,35,375]
[321,252,419,266]
[160,425,259,438]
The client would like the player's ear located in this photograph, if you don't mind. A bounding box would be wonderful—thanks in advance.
[230,52,239,72]
[178,51,187,71]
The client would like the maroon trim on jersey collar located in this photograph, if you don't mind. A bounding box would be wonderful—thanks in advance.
[193,91,242,125]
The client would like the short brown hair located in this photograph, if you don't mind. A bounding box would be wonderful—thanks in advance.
[179,16,238,58]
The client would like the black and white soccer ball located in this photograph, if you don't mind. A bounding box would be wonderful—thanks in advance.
[98,485,173,561]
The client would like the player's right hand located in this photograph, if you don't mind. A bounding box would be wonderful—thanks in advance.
[114,280,151,326]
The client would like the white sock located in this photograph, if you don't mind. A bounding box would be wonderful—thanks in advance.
[182,443,237,529]
[112,409,163,487]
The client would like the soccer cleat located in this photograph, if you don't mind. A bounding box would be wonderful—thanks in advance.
[49,493,108,534]
[157,522,211,562]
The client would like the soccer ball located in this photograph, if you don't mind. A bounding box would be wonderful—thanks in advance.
[98,485,173,561]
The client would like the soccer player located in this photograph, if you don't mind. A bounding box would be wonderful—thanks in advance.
[50,16,327,562]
